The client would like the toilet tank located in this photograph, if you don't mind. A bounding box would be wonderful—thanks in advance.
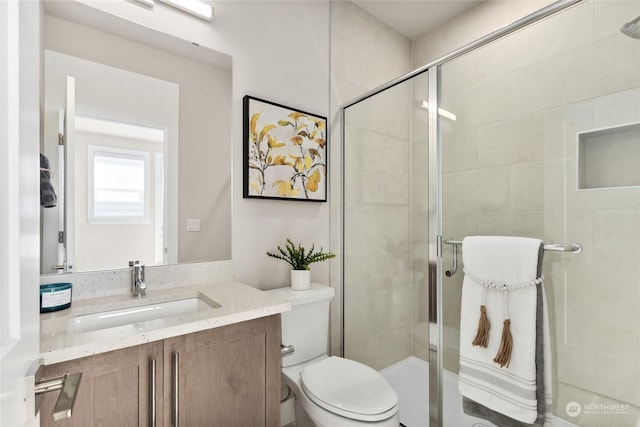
[266,284,335,368]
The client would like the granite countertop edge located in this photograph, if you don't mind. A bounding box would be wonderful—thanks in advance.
[40,281,291,365]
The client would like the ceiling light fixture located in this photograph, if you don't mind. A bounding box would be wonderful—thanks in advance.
[421,100,457,121]
[158,0,213,21]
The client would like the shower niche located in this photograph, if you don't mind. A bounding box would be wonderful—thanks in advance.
[577,122,640,190]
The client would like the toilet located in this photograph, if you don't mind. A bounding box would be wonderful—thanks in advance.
[266,284,400,427]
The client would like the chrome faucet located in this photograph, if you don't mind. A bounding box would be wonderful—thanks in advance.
[128,260,147,298]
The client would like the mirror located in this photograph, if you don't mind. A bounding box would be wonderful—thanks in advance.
[41,4,232,274]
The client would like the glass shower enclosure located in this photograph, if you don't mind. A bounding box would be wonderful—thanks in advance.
[342,0,640,426]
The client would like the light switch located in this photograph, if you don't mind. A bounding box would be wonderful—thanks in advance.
[186,218,200,232]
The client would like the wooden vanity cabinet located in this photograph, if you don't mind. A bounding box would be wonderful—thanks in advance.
[40,340,163,427]
[164,314,281,427]
[41,315,281,427]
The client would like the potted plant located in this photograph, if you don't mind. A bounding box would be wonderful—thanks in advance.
[266,238,335,290]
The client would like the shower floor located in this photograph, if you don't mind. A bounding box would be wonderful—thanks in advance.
[381,356,577,427]
[381,356,495,427]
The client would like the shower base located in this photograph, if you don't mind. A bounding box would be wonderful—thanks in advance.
[381,356,490,427]
[381,356,577,427]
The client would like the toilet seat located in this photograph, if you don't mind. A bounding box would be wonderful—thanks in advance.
[300,356,399,422]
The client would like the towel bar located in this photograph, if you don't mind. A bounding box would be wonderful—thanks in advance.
[442,238,583,278]
[443,239,583,253]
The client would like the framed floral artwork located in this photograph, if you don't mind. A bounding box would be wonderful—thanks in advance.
[243,96,328,202]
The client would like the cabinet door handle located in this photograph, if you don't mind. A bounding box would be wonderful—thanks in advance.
[149,358,156,427]
[172,351,179,427]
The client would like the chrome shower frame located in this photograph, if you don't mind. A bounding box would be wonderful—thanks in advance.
[339,1,584,426]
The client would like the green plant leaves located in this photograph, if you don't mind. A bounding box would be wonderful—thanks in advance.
[266,238,335,270]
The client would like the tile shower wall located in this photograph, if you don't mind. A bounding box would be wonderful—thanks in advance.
[410,0,561,367]
[409,72,431,362]
[343,80,413,370]
[432,1,640,425]
[334,0,559,369]
[330,1,413,366]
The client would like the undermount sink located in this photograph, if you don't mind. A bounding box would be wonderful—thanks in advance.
[72,296,220,333]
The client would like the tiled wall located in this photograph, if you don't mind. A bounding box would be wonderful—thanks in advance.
[342,79,414,370]
[408,71,431,362]
[435,1,640,425]
[330,1,413,366]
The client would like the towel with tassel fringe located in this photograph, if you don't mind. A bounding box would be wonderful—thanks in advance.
[458,236,551,425]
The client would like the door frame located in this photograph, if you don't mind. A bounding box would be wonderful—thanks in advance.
[0,0,42,425]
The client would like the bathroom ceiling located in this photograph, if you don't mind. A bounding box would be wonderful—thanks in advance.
[352,0,480,40]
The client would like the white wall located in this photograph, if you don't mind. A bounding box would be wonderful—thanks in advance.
[224,1,330,288]
[62,0,331,289]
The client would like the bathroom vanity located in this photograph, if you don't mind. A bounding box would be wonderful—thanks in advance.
[39,281,289,426]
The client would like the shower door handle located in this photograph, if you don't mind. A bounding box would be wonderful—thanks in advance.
[445,242,458,277]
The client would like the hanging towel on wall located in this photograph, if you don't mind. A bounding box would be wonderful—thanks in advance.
[458,236,551,426]
[40,153,57,208]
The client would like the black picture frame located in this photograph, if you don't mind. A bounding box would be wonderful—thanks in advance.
[243,95,328,202]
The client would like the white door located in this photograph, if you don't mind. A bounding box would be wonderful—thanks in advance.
[1,1,42,426]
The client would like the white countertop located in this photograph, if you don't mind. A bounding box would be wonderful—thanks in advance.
[40,281,290,365]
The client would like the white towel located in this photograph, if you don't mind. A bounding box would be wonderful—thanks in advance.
[458,236,551,425]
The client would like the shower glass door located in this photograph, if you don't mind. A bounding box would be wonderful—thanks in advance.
[438,1,640,426]
[343,70,431,426]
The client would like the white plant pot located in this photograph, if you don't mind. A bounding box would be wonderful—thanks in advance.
[290,270,311,291]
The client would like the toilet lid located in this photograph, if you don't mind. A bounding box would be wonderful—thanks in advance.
[300,356,399,422]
